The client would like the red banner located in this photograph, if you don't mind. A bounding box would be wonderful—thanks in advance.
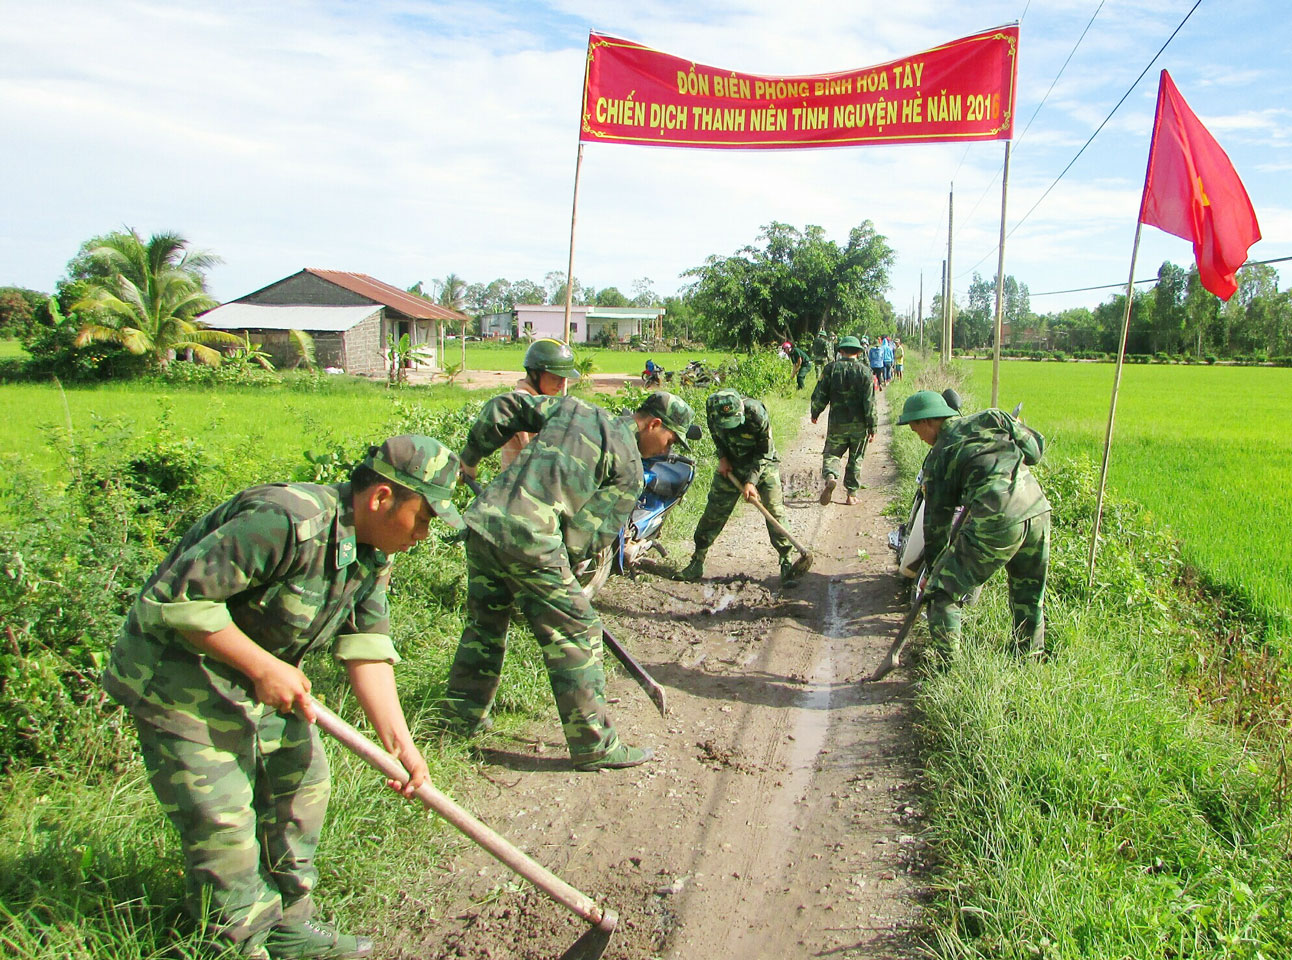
[581,27,1018,150]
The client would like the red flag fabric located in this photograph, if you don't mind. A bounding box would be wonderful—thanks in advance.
[1138,70,1260,301]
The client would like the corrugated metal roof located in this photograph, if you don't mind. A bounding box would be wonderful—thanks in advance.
[307,269,470,322]
[199,303,382,332]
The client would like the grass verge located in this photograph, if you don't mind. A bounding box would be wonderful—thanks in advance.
[893,353,1292,959]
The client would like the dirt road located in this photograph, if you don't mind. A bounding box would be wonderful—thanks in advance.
[400,393,924,959]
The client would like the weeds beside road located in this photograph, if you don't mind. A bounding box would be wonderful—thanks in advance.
[894,357,1292,958]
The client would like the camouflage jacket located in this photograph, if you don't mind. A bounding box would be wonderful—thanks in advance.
[811,335,829,362]
[103,482,397,747]
[810,356,877,433]
[709,396,778,486]
[922,409,1051,560]
[460,392,643,568]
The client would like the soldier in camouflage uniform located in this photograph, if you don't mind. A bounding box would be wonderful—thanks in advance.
[103,436,465,959]
[810,336,877,506]
[898,390,1051,657]
[810,332,829,380]
[447,391,696,771]
[678,389,798,587]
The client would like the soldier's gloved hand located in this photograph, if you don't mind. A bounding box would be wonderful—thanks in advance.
[253,659,315,722]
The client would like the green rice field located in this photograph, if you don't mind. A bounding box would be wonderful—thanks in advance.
[966,359,1292,633]
[5,378,474,480]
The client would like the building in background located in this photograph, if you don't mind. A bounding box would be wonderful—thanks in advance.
[199,268,469,376]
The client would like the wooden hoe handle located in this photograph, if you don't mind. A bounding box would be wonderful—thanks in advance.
[309,696,617,933]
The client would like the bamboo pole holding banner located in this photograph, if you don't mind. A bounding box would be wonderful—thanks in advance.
[563,142,585,344]
[991,141,1012,407]
[1086,220,1144,590]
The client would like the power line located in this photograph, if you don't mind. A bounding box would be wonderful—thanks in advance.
[955,1,1106,249]
[957,0,1203,281]
[1006,0,1202,238]
[1029,254,1291,298]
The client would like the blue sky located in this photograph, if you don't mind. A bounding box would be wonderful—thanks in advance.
[1,0,1287,316]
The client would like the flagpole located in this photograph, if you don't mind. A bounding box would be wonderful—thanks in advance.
[1086,222,1142,590]
[991,141,1011,407]
[563,38,593,345]
[563,142,584,344]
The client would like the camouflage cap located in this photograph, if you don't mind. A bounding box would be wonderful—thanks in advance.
[707,389,745,429]
[637,391,699,450]
[362,434,465,530]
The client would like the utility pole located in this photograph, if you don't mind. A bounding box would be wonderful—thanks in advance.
[939,259,946,361]
[944,183,954,365]
[918,270,924,351]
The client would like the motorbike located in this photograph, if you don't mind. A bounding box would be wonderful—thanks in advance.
[641,365,663,388]
[579,452,698,597]
[678,360,720,389]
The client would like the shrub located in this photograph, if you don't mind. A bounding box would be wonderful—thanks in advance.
[1205,354,1219,364]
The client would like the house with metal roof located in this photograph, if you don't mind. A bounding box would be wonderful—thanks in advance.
[199,268,470,376]
[479,304,665,344]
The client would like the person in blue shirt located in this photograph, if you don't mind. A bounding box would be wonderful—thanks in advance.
[867,339,885,392]
[880,336,895,382]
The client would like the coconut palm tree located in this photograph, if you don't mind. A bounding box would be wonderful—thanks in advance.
[73,229,240,368]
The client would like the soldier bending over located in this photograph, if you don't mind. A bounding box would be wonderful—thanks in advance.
[103,436,464,959]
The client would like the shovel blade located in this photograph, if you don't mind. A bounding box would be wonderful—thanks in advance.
[558,912,617,960]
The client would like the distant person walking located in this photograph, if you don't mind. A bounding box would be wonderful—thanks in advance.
[867,339,885,392]
[881,336,895,382]
[894,338,905,379]
[811,336,876,506]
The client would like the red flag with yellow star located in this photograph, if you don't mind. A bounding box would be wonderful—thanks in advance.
[1138,70,1261,300]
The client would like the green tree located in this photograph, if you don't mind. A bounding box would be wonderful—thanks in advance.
[684,221,893,348]
[0,286,47,339]
[1149,261,1188,354]
[71,229,236,368]
[594,286,629,307]
[1182,266,1219,357]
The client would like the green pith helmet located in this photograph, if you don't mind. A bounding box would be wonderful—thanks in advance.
[837,335,862,351]
[362,435,464,530]
[637,391,699,450]
[897,390,961,425]
[523,338,580,379]
[707,389,745,429]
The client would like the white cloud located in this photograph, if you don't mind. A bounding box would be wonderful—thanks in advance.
[0,0,1284,310]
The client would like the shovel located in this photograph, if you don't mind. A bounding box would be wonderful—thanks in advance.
[724,472,813,579]
[867,509,970,682]
[309,696,618,953]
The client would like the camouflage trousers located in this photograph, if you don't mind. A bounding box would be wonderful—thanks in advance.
[134,711,329,954]
[821,424,870,493]
[444,534,620,763]
[926,512,1050,656]
[692,465,791,561]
